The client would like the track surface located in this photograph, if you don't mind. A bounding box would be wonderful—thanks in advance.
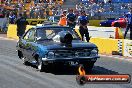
[0,37,132,88]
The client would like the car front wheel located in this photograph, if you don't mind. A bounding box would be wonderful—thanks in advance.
[37,58,45,72]
[18,51,29,65]
[81,61,96,73]
[21,57,30,65]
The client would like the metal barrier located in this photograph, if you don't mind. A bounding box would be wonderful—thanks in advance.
[0,18,8,32]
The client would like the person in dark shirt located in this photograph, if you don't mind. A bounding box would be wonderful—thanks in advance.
[78,10,90,42]
[124,8,132,40]
[66,9,76,28]
[16,13,27,38]
[9,12,16,24]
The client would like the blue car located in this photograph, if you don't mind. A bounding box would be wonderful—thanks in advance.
[16,26,100,72]
[100,18,116,27]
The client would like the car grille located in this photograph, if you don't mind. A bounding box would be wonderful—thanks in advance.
[54,49,91,58]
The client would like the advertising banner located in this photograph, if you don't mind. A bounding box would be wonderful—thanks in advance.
[75,26,123,39]
[124,40,132,57]
[26,19,47,25]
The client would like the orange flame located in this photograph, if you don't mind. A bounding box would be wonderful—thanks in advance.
[78,65,86,75]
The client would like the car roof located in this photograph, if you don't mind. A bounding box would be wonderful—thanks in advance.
[35,25,71,29]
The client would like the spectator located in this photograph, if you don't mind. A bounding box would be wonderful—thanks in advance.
[9,12,16,24]
[124,8,132,40]
[66,8,76,28]
[30,7,34,18]
[58,10,67,26]
[16,13,27,38]
[78,10,90,42]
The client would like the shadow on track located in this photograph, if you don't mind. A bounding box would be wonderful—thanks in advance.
[30,64,119,75]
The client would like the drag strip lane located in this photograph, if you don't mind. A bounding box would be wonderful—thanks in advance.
[0,55,76,88]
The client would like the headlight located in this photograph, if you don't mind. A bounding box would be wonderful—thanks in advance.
[47,51,54,58]
[90,49,98,56]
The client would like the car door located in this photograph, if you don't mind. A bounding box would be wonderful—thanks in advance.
[22,29,36,61]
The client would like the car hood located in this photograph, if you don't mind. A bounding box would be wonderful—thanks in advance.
[37,40,97,50]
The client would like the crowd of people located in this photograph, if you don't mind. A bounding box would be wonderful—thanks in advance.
[77,1,132,19]
[15,8,90,42]
[0,0,63,24]
[0,0,132,22]
[0,0,132,40]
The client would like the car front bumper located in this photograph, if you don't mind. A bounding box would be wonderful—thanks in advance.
[42,56,100,62]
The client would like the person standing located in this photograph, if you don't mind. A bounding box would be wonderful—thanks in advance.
[124,8,132,40]
[58,10,67,26]
[78,10,90,42]
[9,12,16,24]
[66,8,76,28]
[16,13,27,38]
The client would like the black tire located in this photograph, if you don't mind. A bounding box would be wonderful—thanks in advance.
[18,51,29,65]
[114,22,120,27]
[81,61,96,73]
[18,51,23,59]
[22,57,30,65]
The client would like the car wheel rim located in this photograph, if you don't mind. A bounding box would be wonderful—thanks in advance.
[22,57,26,63]
[38,59,42,70]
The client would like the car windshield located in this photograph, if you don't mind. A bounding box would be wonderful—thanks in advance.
[36,27,80,40]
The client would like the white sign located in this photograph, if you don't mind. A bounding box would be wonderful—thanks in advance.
[88,26,115,38]
[124,40,132,57]
[75,26,116,38]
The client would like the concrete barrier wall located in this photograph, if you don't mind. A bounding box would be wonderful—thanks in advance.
[123,40,132,57]
[90,38,119,54]
[7,24,33,39]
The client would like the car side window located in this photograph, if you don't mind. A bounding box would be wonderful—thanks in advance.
[23,29,35,42]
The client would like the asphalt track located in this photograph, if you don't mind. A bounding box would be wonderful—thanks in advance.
[0,36,132,88]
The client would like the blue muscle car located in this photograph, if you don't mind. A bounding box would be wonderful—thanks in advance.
[16,26,99,72]
[100,18,116,27]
